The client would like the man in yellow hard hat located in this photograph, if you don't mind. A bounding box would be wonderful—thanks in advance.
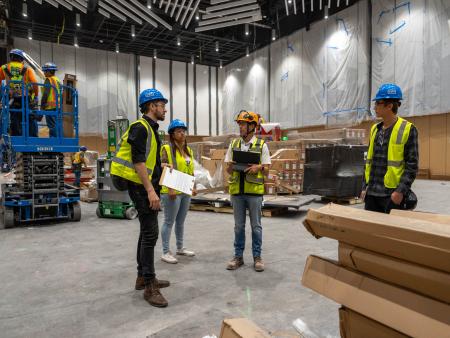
[224,110,271,272]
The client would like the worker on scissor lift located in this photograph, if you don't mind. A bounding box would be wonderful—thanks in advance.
[41,62,61,138]
[0,49,39,137]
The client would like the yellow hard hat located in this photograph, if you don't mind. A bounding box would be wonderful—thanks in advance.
[235,110,259,124]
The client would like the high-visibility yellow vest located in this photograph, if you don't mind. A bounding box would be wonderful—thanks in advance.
[160,143,194,195]
[365,117,413,189]
[2,61,28,98]
[111,118,157,185]
[228,138,265,195]
[41,75,61,110]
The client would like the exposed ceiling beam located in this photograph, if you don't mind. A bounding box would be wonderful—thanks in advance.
[54,0,73,10]
[175,0,186,21]
[210,0,233,4]
[102,0,143,24]
[195,14,261,32]
[127,0,172,30]
[206,0,257,13]
[68,0,87,13]
[202,4,259,20]
[179,0,194,26]
[44,0,58,6]
[199,9,261,26]
[98,1,127,21]
[97,8,110,18]
[184,0,201,28]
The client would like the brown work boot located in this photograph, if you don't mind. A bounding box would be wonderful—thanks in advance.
[135,276,170,290]
[226,256,244,270]
[144,279,168,308]
[254,257,264,272]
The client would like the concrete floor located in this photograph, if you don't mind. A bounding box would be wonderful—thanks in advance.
[0,179,449,338]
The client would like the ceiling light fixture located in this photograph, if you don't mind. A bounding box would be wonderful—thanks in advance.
[246,46,249,57]
[147,0,152,8]
[22,2,28,17]
[131,24,136,37]
[272,28,276,41]
[324,6,329,19]
[219,60,223,69]
[115,43,119,53]
[76,13,81,27]
[245,23,249,36]
[154,49,157,59]
[195,10,200,20]
[177,35,181,46]
[191,55,195,64]
[215,41,219,52]
[74,36,79,47]
[27,28,32,40]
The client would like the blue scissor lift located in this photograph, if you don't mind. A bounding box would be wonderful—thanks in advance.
[0,79,81,228]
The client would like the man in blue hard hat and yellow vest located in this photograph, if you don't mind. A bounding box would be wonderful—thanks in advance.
[111,88,170,308]
[361,83,419,213]
[224,110,271,272]
[41,62,61,137]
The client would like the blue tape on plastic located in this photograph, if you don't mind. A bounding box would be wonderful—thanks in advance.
[377,10,390,24]
[336,18,349,36]
[287,42,295,53]
[281,72,289,82]
[376,38,393,46]
[323,107,369,117]
[390,20,406,34]
[394,1,410,14]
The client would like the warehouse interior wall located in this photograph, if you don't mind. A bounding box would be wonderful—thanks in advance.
[14,37,137,139]
[221,0,370,134]
[139,56,219,137]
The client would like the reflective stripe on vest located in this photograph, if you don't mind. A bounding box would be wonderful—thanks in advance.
[110,118,157,184]
[365,117,412,189]
[3,62,27,98]
[228,137,265,195]
[160,144,194,194]
[42,76,61,109]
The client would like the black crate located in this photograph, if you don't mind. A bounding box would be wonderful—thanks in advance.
[303,145,367,198]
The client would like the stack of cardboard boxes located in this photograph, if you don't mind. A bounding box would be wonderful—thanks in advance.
[302,204,450,337]
[266,148,305,194]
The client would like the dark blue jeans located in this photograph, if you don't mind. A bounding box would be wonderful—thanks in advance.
[231,194,263,258]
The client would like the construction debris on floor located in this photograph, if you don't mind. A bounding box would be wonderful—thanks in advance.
[301,204,450,338]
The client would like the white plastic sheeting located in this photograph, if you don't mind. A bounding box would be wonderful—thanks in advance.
[139,56,218,136]
[221,0,369,133]
[14,37,137,137]
[372,0,450,117]
[221,47,270,134]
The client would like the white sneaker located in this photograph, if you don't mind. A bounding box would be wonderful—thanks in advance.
[161,252,178,264]
[176,248,195,257]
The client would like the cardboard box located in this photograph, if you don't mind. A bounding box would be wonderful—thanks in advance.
[219,318,271,338]
[301,256,450,338]
[210,148,228,160]
[303,204,450,273]
[339,307,409,338]
[202,158,222,176]
[270,148,303,160]
[390,209,450,225]
[338,243,450,304]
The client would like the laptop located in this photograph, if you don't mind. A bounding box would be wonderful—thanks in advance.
[232,149,260,172]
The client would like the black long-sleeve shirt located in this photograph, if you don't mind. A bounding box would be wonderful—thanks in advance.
[364,120,419,197]
[127,115,162,190]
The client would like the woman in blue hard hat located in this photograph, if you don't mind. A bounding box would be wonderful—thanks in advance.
[160,119,197,264]
[361,83,419,213]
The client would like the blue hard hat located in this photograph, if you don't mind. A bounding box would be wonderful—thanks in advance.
[42,62,58,72]
[139,88,168,107]
[373,83,403,101]
[168,119,187,134]
[80,146,87,151]
[9,49,24,59]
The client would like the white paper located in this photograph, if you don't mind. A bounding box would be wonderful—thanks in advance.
[159,167,195,195]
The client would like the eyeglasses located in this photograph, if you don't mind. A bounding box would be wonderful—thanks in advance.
[153,102,166,109]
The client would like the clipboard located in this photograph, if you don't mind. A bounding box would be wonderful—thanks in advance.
[159,167,195,195]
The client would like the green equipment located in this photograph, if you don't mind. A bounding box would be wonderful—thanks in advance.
[96,118,137,220]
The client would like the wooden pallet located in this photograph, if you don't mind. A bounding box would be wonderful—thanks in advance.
[321,196,363,205]
[189,204,289,217]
